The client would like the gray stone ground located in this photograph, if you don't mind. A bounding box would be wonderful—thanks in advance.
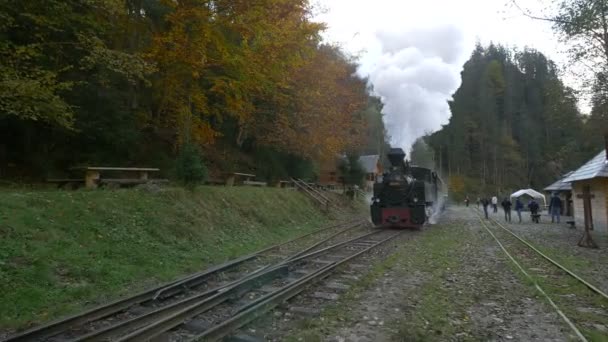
[326,208,570,342]
[257,207,580,341]
[487,207,608,294]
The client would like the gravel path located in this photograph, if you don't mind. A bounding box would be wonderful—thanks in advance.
[487,208,608,294]
[244,207,580,341]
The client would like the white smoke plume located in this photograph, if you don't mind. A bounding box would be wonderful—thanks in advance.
[362,25,468,151]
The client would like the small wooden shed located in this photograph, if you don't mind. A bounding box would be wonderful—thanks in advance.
[544,171,574,216]
[563,149,608,232]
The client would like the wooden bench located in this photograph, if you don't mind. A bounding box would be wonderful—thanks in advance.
[68,166,162,189]
[278,180,294,188]
[243,180,267,187]
[224,172,256,186]
[205,178,226,186]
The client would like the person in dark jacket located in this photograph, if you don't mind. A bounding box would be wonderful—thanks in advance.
[501,197,512,222]
[515,197,524,223]
[549,193,562,224]
[481,198,490,219]
[528,199,540,223]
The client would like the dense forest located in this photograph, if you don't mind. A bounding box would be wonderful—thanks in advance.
[0,0,389,182]
[412,44,608,199]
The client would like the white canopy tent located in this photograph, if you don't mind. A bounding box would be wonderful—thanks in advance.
[510,188,547,207]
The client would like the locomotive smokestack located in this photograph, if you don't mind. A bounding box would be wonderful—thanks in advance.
[387,148,406,167]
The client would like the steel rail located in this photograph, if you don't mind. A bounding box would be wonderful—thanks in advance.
[488,217,608,300]
[2,255,256,342]
[3,218,363,342]
[291,179,328,206]
[293,178,332,204]
[113,229,387,341]
[194,231,403,342]
[476,215,588,342]
[153,218,365,300]
[283,221,367,261]
[73,226,373,341]
[477,209,608,301]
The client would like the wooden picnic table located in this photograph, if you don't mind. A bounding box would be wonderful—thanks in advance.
[69,166,161,189]
[278,180,294,188]
[224,172,256,186]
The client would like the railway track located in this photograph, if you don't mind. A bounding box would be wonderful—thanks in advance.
[114,229,402,342]
[475,211,608,341]
[4,218,369,342]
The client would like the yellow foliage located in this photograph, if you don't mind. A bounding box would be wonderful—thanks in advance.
[449,175,466,195]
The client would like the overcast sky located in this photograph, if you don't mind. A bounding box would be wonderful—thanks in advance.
[314,0,573,151]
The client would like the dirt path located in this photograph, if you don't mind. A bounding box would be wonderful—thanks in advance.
[264,207,578,341]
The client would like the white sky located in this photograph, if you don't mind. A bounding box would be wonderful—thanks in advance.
[314,0,562,61]
[314,0,583,149]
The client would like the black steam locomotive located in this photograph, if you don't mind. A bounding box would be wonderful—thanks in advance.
[370,148,445,229]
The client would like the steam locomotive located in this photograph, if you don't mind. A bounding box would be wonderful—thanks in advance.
[370,148,445,229]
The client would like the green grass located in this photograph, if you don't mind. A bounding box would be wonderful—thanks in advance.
[0,186,353,329]
[393,223,477,341]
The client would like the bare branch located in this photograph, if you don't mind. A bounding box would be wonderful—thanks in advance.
[511,0,573,24]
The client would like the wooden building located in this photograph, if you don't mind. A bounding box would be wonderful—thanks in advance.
[563,149,608,232]
[317,154,382,191]
[318,155,343,188]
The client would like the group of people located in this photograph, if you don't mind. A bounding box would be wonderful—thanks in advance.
[468,193,563,224]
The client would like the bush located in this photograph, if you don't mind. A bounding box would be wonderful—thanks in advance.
[338,154,365,187]
[174,143,208,189]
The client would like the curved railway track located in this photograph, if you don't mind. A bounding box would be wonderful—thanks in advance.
[475,210,608,341]
[4,218,369,342]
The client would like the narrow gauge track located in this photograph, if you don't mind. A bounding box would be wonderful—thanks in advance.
[110,229,402,342]
[4,218,368,342]
[475,210,608,341]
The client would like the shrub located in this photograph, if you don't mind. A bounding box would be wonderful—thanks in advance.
[174,143,208,189]
[338,154,365,187]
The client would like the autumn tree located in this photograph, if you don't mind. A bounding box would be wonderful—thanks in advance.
[0,0,382,181]
[257,45,368,161]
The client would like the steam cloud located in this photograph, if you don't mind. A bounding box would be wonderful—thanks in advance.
[363,25,468,151]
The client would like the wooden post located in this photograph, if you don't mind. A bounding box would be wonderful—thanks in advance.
[225,175,235,187]
[577,185,598,248]
[138,171,149,180]
[85,170,100,189]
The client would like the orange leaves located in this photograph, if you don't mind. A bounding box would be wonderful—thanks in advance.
[140,0,368,160]
[257,45,368,160]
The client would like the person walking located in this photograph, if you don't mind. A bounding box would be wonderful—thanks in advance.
[482,198,490,219]
[465,196,470,207]
[501,197,512,222]
[477,197,481,208]
[529,199,540,223]
[515,197,524,223]
[549,193,562,224]
[491,196,498,213]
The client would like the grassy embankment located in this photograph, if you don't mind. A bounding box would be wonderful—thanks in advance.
[0,186,361,330]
